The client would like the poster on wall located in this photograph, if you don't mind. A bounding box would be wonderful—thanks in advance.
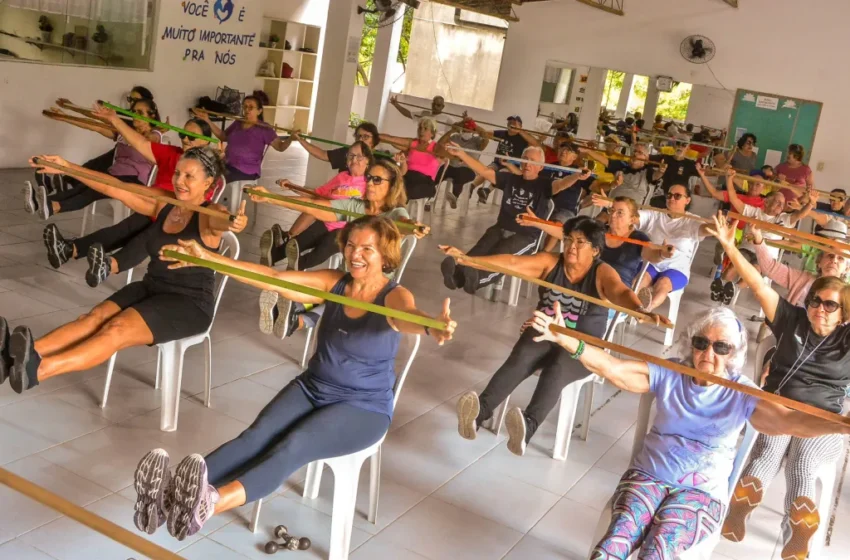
[160,0,255,66]
[755,95,779,110]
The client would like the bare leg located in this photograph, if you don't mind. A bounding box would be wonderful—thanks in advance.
[34,301,121,357]
[37,308,154,381]
[213,481,247,515]
[52,201,61,214]
[646,277,673,312]
[543,235,560,252]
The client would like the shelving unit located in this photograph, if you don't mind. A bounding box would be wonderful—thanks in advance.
[256,17,321,132]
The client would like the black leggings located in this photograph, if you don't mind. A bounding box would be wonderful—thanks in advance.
[205,381,389,502]
[270,220,340,270]
[74,212,153,270]
[455,225,538,291]
[444,166,476,197]
[51,175,141,213]
[404,170,437,200]
[478,329,592,438]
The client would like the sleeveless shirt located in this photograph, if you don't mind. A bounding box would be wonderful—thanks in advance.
[537,258,608,338]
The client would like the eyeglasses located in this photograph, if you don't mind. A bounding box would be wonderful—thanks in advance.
[691,335,733,356]
[346,153,366,161]
[355,133,373,141]
[666,192,687,200]
[365,174,389,185]
[609,209,631,218]
[126,95,140,104]
[563,237,592,249]
[807,296,841,313]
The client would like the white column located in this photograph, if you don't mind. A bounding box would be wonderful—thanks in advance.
[614,73,635,118]
[576,67,608,141]
[306,0,363,186]
[643,76,661,125]
[363,13,404,129]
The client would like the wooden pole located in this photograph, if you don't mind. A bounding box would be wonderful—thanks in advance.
[279,184,331,200]
[0,468,184,560]
[32,158,236,222]
[598,196,712,224]
[711,169,833,198]
[728,212,850,257]
[449,146,607,178]
[548,325,850,428]
[42,110,118,133]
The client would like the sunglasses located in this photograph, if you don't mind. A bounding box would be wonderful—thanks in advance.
[691,335,733,356]
[666,192,687,200]
[126,95,141,104]
[807,295,841,313]
[365,174,389,185]
[178,133,190,141]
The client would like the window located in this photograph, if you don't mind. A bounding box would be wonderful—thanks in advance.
[400,1,508,110]
[0,0,157,70]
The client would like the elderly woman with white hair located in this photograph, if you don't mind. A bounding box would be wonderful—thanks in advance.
[530,300,850,559]
[380,117,448,201]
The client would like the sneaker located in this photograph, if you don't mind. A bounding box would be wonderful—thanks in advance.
[710,277,724,302]
[440,257,458,290]
[258,290,278,335]
[461,267,479,295]
[0,317,10,385]
[167,454,219,541]
[505,407,528,457]
[43,224,74,269]
[637,286,653,310]
[285,238,300,271]
[446,190,458,209]
[85,244,110,288]
[133,449,172,535]
[781,496,819,560]
[271,223,289,248]
[8,326,41,394]
[23,181,38,214]
[35,182,50,220]
[722,281,737,305]
[477,186,491,204]
[273,297,297,339]
[259,229,274,267]
[456,391,480,440]
[722,475,764,542]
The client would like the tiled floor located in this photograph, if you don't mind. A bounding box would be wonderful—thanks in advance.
[0,146,849,559]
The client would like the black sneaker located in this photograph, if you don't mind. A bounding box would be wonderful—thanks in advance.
[23,180,38,214]
[505,407,528,457]
[477,187,491,204]
[43,224,74,269]
[85,243,111,288]
[446,190,458,209]
[441,257,458,290]
[0,317,10,385]
[722,281,736,305]
[456,391,480,440]
[273,298,298,339]
[285,238,300,271]
[35,182,50,220]
[9,326,41,394]
[461,266,479,295]
[709,277,724,302]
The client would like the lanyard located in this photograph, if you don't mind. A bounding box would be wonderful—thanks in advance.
[773,330,830,394]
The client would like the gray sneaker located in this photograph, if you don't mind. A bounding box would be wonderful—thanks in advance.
[285,238,300,271]
[133,449,172,535]
[166,454,218,541]
[456,391,480,440]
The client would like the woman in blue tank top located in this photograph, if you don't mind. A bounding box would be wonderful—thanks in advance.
[131,216,454,540]
[444,216,668,457]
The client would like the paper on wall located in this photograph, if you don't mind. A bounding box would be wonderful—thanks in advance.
[346,36,360,63]
[764,149,783,167]
[755,95,779,110]
[735,127,747,141]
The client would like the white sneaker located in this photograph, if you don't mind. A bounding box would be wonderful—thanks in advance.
[456,391,480,440]
[505,407,527,457]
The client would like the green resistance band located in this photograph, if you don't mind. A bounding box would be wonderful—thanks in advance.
[243,188,422,234]
[162,250,447,330]
[99,101,220,143]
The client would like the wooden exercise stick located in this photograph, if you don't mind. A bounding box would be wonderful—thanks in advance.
[278,184,332,200]
[32,158,236,222]
[713,169,832,197]
[548,325,850,429]
[42,110,118,132]
[596,196,712,224]
[728,212,850,257]
[518,214,672,252]
[0,468,184,560]
[450,252,673,329]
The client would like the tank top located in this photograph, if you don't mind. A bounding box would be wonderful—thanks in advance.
[407,140,440,180]
[297,275,402,418]
[537,258,608,338]
[142,204,219,315]
[109,131,162,184]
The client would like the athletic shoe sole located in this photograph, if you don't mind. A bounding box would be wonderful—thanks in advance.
[477,187,491,205]
[456,392,480,440]
[259,229,273,267]
[722,282,737,305]
[23,181,37,214]
[85,244,107,288]
[285,240,300,271]
[722,475,764,542]
[133,449,171,535]
[781,496,819,560]
[710,278,724,302]
[167,454,208,541]
[446,191,458,209]
[440,257,458,290]
[273,297,293,340]
[43,224,64,269]
[8,327,35,394]
[505,407,527,457]
[0,317,9,385]
[258,290,278,335]
[637,287,653,310]
[35,183,49,220]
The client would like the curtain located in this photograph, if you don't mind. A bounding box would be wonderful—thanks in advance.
[8,0,148,23]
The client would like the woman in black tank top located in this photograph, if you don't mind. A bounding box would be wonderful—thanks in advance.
[445,216,665,456]
[4,147,246,395]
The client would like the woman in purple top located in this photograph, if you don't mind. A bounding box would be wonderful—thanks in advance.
[194,90,291,183]
[531,302,850,560]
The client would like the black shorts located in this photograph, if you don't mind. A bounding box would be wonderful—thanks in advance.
[106,282,213,345]
[404,170,437,200]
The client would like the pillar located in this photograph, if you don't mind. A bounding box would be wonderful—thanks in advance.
[306,0,363,186]
[614,73,635,118]
[576,67,608,141]
[363,12,404,129]
[642,76,661,126]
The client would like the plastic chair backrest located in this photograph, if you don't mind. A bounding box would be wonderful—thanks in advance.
[602,261,651,340]
[210,177,227,203]
[145,164,159,187]
[392,335,421,409]
[211,231,240,317]
[753,333,777,383]
[395,235,418,283]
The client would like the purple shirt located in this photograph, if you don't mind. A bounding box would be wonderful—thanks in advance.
[108,131,161,184]
[224,121,278,176]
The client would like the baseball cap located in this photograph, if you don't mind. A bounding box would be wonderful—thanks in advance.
[819,219,848,240]
[507,115,523,125]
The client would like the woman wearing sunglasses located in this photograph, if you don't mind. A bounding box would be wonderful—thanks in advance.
[530,297,850,559]
[709,212,850,560]
[248,160,429,338]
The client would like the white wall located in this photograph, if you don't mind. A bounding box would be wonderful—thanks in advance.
[686,84,734,131]
[0,0,329,168]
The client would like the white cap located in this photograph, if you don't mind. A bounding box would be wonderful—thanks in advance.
[819,219,848,240]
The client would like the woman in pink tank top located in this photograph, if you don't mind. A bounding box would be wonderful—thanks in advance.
[381,116,449,201]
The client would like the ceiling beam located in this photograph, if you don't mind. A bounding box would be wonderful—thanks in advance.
[574,0,625,16]
[722,0,739,7]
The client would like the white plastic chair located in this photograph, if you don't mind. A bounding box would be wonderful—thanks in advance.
[753,333,776,383]
[222,179,260,227]
[81,164,158,236]
[300,235,418,368]
[100,231,240,432]
[590,392,759,559]
[249,335,422,560]
[662,241,700,347]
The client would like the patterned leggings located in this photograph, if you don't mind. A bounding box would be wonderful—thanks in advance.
[741,433,844,518]
[592,469,723,560]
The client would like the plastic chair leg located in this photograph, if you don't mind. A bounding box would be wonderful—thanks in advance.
[249,499,262,533]
[809,461,838,558]
[459,182,471,217]
[663,292,682,347]
[154,347,162,390]
[368,447,381,524]
[303,460,325,500]
[553,381,584,461]
[81,202,96,236]
[327,457,365,560]
[100,352,119,408]
[158,343,185,432]
[301,328,315,369]
[507,276,521,307]
[227,183,243,215]
[579,382,594,441]
[203,335,212,407]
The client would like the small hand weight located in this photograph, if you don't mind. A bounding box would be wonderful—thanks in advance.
[297,537,312,551]
[274,525,289,539]
[264,540,280,554]
[284,536,300,551]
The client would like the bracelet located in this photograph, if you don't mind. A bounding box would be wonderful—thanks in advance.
[424,326,431,336]
[570,340,585,360]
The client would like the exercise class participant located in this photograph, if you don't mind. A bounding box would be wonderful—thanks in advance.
[530,301,850,559]
[585,142,655,205]
[449,216,666,455]
[292,122,383,171]
[2,147,244,395]
[380,117,447,201]
[648,142,700,208]
[131,216,455,539]
[472,116,539,203]
[436,119,488,209]
[710,215,850,560]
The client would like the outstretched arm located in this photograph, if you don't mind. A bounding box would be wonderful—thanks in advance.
[724,170,747,214]
[292,131,330,162]
[247,188,338,222]
[389,95,415,119]
[93,104,155,163]
[385,289,456,345]
[439,245,555,280]
[751,399,850,437]
[379,132,414,151]
[444,142,496,184]
[191,109,226,142]
[44,111,117,139]
[696,163,725,201]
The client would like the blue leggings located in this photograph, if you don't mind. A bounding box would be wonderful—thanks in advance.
[205,381,390,502]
